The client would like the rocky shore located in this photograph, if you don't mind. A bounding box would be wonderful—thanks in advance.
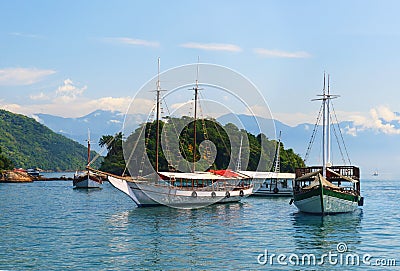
[0,170,33,183]
[0,170,73,183]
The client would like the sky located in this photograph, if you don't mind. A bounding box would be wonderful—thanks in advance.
[1,0,400,130]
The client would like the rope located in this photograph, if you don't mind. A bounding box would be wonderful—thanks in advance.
[330,101,352,165]
[304,103,323,163]
[330,114,347,165]
[88,129,122,167]
[162,98,192,171]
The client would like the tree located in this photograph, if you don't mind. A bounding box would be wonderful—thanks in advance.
[98,117,305,175]
[0,146,14,170]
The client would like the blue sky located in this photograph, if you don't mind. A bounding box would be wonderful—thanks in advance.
[1,0,400,130]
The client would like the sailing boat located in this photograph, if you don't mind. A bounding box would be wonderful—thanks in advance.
[73,129,102,188]
[240,131,295,196]
[291,74,363,214]
[89,59,253,208]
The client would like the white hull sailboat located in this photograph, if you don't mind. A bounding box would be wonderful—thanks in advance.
[90,59,253,208]
[291,74,363,215]
[106,172,253,208]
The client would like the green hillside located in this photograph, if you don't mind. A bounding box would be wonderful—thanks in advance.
[0,109,99,171]
[99,116,304,175]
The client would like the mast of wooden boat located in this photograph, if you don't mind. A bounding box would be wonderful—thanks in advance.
[326,74,331,169]
[87,128,91,165]
[192,60,201,172]
[314,73,338,177]
[155,57,161,173]
[322,74,327,177]
[235,135,243,171]
[274,131,281,173]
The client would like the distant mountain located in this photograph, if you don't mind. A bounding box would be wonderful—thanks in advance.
[218,113,400,179]
[35,110,147,152]
[0,109,100,171]
[34,109,400,179]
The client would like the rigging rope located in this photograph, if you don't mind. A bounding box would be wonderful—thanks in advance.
[162,97,192,171]
[304,103,324,163]
[330,113,347,165]
[330,101,352,165]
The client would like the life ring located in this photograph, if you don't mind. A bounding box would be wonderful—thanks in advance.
[273,187,279,194]
[225,191,230,198]
[191,191,197,198]
[211,191,216,198]
[239,190,244,197]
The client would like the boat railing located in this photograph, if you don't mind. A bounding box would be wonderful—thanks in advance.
[295,166,360,180]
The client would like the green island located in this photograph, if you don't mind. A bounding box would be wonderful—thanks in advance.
[99,116,304,175]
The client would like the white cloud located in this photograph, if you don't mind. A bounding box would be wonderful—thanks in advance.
[108,119,121,124]
[103,37,159,47]
[353,106,400,135]
[9,32,42,39]
[180,42,242,52]
[253,48,311,58]
[30,92,50,101]
[0,67,56,85]
[31,114,44,124]
[55,78,87,103]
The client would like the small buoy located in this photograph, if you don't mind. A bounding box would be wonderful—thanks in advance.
[211,191,216,198]
[191,191,197,198]
[225,191,230,198]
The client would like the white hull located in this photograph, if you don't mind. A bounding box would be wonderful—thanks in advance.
[294,194,358,214]
[108,176,252,208]
[253,188,293,197]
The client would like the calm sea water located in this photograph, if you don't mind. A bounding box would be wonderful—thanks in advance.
[0,174,399,270]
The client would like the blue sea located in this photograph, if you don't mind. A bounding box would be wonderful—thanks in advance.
[0,174,399,270]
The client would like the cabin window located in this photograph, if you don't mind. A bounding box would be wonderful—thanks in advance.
[282,179,288,188]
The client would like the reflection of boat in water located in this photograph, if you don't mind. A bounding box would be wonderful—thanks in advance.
[74,130,102,189]
[292,74,363,214]
[291,210,363,249]
[89,59,252,208]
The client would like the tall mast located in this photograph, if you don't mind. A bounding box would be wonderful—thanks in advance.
[274,131,282,173]
[236,135,243,171]
[155,57,161,173]
[193,62,199,172]
[322,73,327,177]
[87,128,91,165]
[326,74,331,168]
[313,73,338,177]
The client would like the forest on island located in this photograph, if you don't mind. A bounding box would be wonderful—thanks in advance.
[99,117,304,176]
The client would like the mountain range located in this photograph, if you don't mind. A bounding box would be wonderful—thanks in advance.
[34,110,400,179]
